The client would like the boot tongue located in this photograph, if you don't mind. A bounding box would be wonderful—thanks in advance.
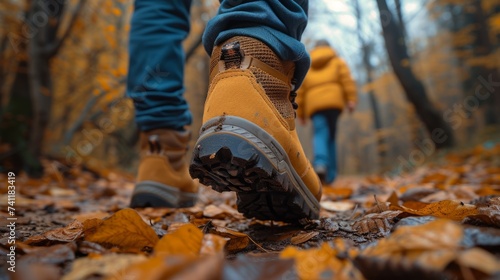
[142,131,190,170]
[221,41,243,69]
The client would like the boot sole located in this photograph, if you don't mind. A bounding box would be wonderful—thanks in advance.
[189,116,320,224]
[130,181,197,208]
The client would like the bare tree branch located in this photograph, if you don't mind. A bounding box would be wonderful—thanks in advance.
[45,0,86,57]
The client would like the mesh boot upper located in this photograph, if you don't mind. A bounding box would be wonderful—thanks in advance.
[209,36,296,121]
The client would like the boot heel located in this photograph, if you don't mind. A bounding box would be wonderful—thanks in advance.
[190,116,320,223]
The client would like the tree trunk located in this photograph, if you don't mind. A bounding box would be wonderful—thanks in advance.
[28,43,52,161]
[394,0,407,41]
[354,0,384,171]
[470,0,499,124]
[376,0,454,149]
[25,0,84,173]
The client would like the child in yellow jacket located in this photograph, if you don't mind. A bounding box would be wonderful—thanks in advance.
[297,40,357,184]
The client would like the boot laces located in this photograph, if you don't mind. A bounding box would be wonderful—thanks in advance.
[289,79,298,110]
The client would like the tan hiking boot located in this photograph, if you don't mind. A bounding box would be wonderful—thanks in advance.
[190,36,321,223]
[131,129,198,208]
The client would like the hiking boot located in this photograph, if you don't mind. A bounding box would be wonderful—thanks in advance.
[131,129,199,208]
[190,36,321,223]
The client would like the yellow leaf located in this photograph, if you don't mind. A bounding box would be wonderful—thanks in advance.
[456,248,500,275]
[391,200,479,220]
[84,208,159,252]
[281,241,362,280]
[154,223,202,257]
[106,255,191,280]
[291,231,319,245]
[63,254,147,280]
[210,226,250,253]
[73,211,109,223]
[363,219,462,270]
[200,234,227,256]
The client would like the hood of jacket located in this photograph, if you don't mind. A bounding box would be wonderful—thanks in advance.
[310,46,337,69]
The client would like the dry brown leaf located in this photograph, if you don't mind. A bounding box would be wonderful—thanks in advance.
[475,186,500,196]
[202,204,227,219]
[291,231,319,245]
[456,248,500,275]
[137,208,175,219]
[25,220,83,246]
[363,219,463,270]
[469,197,500,226]
[19,243,76,265]
[386,191,399,206]
[111,253,224,280]
[200,234,227,256]
[419,190,454,202]
[420,172,449,184]
[322,186,353,199]
[84,208,159,252]
[73,211,109,222]
[401,200,429,210]
[320,201,355,212]
[62,254,147,280]
[108,255,191,280]
[0,194,46,208]
[154,223,203,257]
[13,263,61,280]
[165,222,189,234]
[210,226,250,253]
[48,187,77,197]
[351,211,401,235]
[391,200,479,221]
[281,241,362,280]
[82,218,104,234]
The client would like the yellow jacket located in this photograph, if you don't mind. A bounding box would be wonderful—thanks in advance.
[297,46,357,119]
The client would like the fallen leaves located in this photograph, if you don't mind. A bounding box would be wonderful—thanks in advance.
[62,254,147,280]
[356,219,500,279]
[320,201,355,212]
[84,208,159,252]
[362,219,463,270]
[291,231,319,245]
[7,143,500,279]
[391,200,479,221]
[203,204,244,220]
[25,220,84,246]
[281,240,362,280]
[109,223,226,280]
[455,248,500,275]
[209,226,250,253]
[154,223,203,257]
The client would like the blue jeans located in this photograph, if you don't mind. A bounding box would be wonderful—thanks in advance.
[127,0,310,131]
[311,109,341,184]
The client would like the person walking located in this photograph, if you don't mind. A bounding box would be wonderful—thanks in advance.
[126,0,322,223]
[297,40,357,185]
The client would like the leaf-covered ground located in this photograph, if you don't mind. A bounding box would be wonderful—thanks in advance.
[1,143,500,280]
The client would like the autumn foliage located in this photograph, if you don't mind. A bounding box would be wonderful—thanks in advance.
[0,143,499,279]
[0,0,499,279]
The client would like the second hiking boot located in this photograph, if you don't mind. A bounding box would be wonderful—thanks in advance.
[131,129,199,208]
[190,36,322,223]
